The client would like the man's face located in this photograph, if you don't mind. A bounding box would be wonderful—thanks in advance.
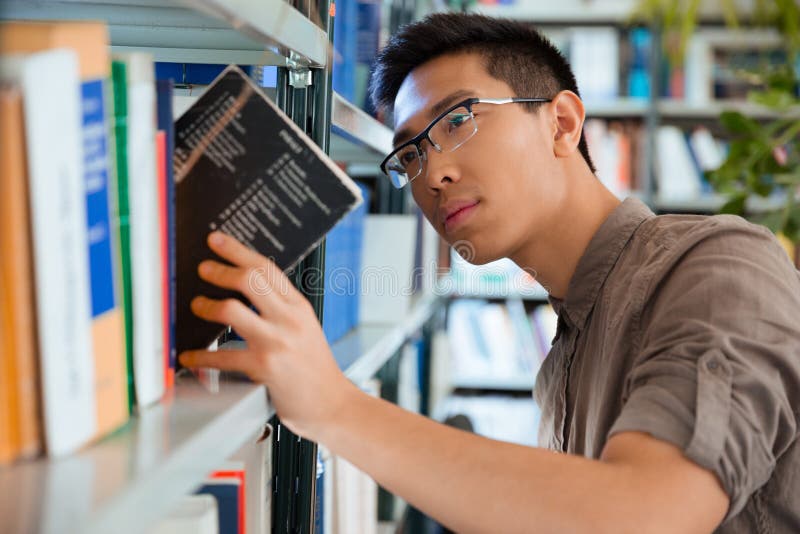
[393,52,566,265]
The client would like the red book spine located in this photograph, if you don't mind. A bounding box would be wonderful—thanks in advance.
[155,131,172,389]
[212,469,246,534]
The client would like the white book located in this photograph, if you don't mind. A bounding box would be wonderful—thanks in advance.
[148,494,219,534]
[689,127,725,172]
[655,125,702,202]
[0,50,96,456]
[114,52,165,407]
[569,27,620,102]
[329,379,379,534]
[359,214,418,324]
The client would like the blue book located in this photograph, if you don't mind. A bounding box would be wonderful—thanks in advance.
[322,181,370,343]
[323,218,347,343]
[154,63,253,85]
[195,478,240,534]
[355,0,381,113]
[82,73,130,435]
[349,183,369,332]
[332,0,358,102]
[83,79,117,318]
[627,28,652,99]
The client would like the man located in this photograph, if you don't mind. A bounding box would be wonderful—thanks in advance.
[179,13,800,533]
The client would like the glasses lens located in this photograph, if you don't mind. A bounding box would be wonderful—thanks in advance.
[430,106,477,153]
[387,169,408,189]
[385,144,422,188]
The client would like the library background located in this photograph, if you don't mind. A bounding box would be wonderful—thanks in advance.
[1,0,798,533]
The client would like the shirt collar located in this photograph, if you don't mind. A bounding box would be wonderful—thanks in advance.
[549,197,654,331]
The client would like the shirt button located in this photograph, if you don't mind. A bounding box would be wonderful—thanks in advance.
[707,359,719,371]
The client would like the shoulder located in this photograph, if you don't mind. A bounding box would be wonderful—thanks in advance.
[625,212,798,299]
[636,211,778,264]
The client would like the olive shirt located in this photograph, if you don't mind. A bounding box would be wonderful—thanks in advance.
[533,198,800,532]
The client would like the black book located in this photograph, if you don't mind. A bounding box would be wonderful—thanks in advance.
[175,65,362,353]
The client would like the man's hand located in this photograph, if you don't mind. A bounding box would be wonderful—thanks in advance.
[178,231,359,440]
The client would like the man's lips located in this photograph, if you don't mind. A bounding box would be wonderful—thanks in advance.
[441,200,480,231]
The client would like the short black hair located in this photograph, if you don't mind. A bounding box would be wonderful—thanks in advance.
[370,12,596,173]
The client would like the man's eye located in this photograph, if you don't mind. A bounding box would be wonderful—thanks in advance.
[399,150,417,165]
[445,113,470,132]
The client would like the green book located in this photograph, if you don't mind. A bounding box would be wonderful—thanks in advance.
[110,60,135,412]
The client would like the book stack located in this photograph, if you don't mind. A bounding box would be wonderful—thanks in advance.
[332,0,385,116]
[584,119,645,198]
[0,20,170,459]
[446,299,556,388]
[655,125,725,202]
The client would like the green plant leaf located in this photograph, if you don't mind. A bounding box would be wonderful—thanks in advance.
[749,88,797,109]
[720,193,747,215]
[719,111,760,135]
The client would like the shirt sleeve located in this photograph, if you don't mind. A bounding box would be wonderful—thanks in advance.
[608,218,800,521]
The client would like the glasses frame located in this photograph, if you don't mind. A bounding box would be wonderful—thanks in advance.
[380,97,552,188]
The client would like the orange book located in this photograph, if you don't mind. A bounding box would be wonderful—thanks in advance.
[0,85,42,463]
[0,205,14,465]
[1,21,130,438]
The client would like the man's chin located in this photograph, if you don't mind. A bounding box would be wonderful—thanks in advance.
[449,237,504,266]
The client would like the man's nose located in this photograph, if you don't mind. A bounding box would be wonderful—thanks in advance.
[420,143,460,191]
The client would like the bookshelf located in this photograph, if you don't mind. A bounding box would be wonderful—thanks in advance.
[0,1,435,533]
[0,376,270,534]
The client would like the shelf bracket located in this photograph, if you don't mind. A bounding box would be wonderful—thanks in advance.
[286,53,313,88]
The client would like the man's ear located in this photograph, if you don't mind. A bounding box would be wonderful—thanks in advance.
[550,90,585,158]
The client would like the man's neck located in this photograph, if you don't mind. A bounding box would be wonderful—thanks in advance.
[510,173,621,299]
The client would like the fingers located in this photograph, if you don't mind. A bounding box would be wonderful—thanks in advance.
[178,348,258,376]
[197,260,285,311]
[191,295,267,340]
[208,232,287,283]
[206,231,300,305]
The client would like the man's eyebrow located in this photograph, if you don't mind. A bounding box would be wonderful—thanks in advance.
[391,89,475,148]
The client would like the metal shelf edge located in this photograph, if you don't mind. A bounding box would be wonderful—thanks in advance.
[334,294,441,385]
[331,92,394,157]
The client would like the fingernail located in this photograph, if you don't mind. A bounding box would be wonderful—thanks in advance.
[209,232,225,247]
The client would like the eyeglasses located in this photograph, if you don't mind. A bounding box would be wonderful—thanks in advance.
[380,97,552,188]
